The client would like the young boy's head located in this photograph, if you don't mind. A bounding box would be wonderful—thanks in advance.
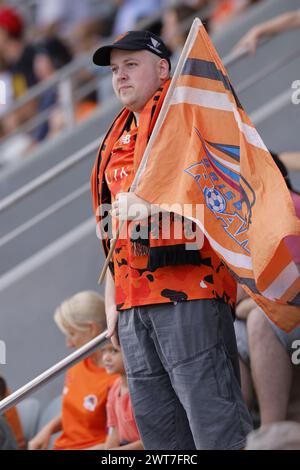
[102,343,125,376]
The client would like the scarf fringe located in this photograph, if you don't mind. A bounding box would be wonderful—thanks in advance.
[147,244,202,272]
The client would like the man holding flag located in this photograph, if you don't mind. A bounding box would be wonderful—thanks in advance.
[91,25,254,450]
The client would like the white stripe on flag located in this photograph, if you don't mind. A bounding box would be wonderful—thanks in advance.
[209,149,240,172]
[171,87,267,152]
[262,261,300,301]
[189,216,253,270]
[171,86,231,111]
[231,107,267,152]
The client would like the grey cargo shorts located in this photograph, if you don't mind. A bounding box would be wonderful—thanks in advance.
[118,298,253,450]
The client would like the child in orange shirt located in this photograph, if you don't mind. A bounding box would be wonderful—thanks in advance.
[102,343,143,450]
[28,291,117,450]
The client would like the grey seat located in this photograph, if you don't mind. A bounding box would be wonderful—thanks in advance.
[37,395,62,449]
[17,397,41,444]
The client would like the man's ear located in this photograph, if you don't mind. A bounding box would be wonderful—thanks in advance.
[158,58,170,81]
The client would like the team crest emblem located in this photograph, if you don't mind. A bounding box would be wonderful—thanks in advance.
[184,127,256,254]
[83,394,98,412]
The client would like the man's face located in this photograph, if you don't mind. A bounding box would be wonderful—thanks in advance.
[110,49,168,112]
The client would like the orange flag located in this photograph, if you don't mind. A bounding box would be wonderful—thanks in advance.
[135,18,300,332]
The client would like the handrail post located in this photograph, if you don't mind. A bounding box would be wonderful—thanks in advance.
[59,78,75,130]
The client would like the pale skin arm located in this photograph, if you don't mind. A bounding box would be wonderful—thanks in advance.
[279,152,300,172]
[234,9,300,54]
[81,442,106,450]
[236,285,257,320]
[235,296,257,320]
[107,192,154,347]
[109,440,144,450]
[104,427,144,451]
[105,269,119,348]
[28,414,62,450]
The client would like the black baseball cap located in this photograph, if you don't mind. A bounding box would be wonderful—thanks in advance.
[93,30,171,69]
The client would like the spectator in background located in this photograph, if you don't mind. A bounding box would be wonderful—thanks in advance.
[161,3,197,65]
[245,421,300,450]
[234,153,300,427]
[34,0,113,52]
[32,36,72,142]
[0,109,34,166]
[0,6,37,98]
[278,151,300,173]
[0,376,25,449]
[28,291,117,450]
[101,342,143,450]
[0,5,37,157]
[45,76,98,141]
[233,8,300,173]
[234,9,300,171]
[0,415,17,450]
[0,56,13,116]
[209,0,260,34]
[234,8,300,54]
[112,0,162,35]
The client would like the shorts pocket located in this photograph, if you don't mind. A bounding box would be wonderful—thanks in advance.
[209,344,234,401]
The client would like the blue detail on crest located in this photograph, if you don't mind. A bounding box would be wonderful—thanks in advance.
[204,188,226,213]
[209,153,240,183]
[207,142,240,161]
[184,129,254,254]
[233,201,242,211]
[225,191,235,200]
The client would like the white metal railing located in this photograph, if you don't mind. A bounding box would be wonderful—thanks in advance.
[0,139,99,214]
[0,331,109,414]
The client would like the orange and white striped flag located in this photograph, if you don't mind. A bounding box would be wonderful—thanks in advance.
[135,18,300,332]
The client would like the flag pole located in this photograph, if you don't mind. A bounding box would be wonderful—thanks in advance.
[98,17,201,285]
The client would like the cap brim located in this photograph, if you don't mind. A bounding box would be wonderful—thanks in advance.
[93,44,145,66]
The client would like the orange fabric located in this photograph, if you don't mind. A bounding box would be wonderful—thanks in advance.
[75,101,97,123]
[135,21,300,332]
[91,79,236,310]
[106,123,236,309]
[105,118,138,199]
[106,377,140,444]
[53,358,118,450]
[4,389,25,449]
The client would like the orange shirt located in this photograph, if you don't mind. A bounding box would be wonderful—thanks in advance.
[104,119,236,311]
[54,358,118,450]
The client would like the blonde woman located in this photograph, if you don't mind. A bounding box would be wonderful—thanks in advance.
[28,291,117,450]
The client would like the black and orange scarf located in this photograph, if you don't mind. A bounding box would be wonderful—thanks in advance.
[91,79,201,273]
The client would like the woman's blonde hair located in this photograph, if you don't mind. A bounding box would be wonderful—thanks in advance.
[54,291,106,334]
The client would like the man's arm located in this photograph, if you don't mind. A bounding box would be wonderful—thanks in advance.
[105,269,119,348]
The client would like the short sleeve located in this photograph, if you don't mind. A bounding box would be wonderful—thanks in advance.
[106,383,118,429]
